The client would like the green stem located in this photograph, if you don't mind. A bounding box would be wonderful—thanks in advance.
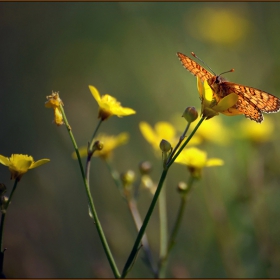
[121,169,168,278]
[89,118,103,151]
[0,178,19,275]
[121,117,205,277]
[59,105,120,278]
[127,197,157,276]
[167,116,205,168]
[158,183,167,278]
[167,122,191,166]
[105,160,156,275]
[164,176,195,266]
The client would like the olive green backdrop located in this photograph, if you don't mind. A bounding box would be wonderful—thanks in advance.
[1,2,280,278]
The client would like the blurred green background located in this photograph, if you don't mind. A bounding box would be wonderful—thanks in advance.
[1,2,280,278]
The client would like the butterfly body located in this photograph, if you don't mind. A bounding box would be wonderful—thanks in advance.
[177,52,280,123]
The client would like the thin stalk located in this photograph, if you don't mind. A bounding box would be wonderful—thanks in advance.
[105,160,156,275]
[167,116,205,168]
[158,183,167,278]
[59,105,120,278]
[89,118,103,151]
[127,197,157,276]
[0,178,19,275]
[121,169,168,278]
[121,117,205,277]
[166,122,191,166]
[158,176,195,274]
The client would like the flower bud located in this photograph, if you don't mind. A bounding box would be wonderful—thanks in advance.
[141,175,156,195]
[141,175,154,190]
[177,181,188,193]
[139,161,152,175]
[93,141,104,152]
[121,170,135,187]
[160,139,172,153]
[182,107,198,123]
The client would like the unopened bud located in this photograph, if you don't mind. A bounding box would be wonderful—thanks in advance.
[139,161,152,175]
[160,139,172,153]
[121,170,135,187]
[177,181,188,193]
[182,107,198,123]
[93,141,103,151]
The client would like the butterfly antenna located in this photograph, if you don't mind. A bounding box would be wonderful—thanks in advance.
[219,69,235,76]
[191,52,217,75]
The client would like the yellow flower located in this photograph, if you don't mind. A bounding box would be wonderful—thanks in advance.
[139,121,178,155]
[197,77,239,120]
[186,7,250,45]
[237,117,274,143]
[0,154,50,181]
[89,86,136,120]
[191,117,232,145]
[175,147,224,178]
[139,121,200,156]
[45,91,64,126]
[72,132,129,160]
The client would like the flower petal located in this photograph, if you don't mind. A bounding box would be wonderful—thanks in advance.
[204,80,215,103]
[155,122,176,140]
[139,122,157,145]
[29,159,50,169]
[113,107,136,117]
[89,85,101,104]
[213,93,239,112]
[197,76,204,99]
[0,155,10,166]
[115,132,129,145]
[206,158,224,167]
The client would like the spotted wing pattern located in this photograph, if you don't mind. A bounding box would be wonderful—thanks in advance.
[177,51,280,123]
[177,52,213,82]
[221,82,280,123]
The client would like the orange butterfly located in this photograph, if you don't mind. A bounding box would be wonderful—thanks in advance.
[177,52,280,123]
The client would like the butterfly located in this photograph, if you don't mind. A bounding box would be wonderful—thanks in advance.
[177,52,280,123]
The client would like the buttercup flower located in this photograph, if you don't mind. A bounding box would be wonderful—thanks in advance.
[191,117,232,146]
[139,121,200,156]
[238,116,274,143]
[187,7,250,45]
[197,77,239,120]
[72,132,129,160]
[89,86,136,120]
[139,122,176,152]
[45,91,64,126]
[0,154,50,180]
[175,147,224,178]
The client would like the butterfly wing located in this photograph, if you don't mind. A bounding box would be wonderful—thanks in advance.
[221,82,280,123]
[177,52,214,82]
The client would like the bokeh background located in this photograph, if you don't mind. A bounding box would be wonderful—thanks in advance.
[1,2,280,278]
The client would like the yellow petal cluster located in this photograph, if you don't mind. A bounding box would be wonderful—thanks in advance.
[0,154,50,180]
[89,86,136,120]
[73,132,129,160]
[45,91,64,126]
[175,147,224,178]
[187,7,250,45]
[139,122,176,152]
[238,117,274,143]
[197,77,239,120]
[139,121,201,156]
[191,117,232,146]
